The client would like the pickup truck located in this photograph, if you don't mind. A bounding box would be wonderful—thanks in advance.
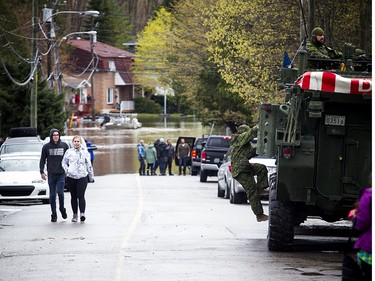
[190,136,208,175]
[200,135,231,182]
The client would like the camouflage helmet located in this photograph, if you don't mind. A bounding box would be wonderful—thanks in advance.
[312,27,324,37]
[237,124,250,134]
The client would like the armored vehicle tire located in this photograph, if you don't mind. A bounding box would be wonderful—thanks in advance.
[267,173,294,251]
[217,183,225,197]
[191,169,198,176]
[200,170,207,182]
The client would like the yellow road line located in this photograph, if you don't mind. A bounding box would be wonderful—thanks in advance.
[114,175,144,281]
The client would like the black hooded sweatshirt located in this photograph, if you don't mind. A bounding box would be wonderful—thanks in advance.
[39,128,68,175]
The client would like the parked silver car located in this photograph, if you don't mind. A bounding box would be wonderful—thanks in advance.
[0,127,43,158]
[217,154,232,199]
[218,154,276,204]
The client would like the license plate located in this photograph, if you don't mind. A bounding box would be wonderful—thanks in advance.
[214,158,220,163]
[325,115,345,126]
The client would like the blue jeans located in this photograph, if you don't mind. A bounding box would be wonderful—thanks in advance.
[139,157,146,175]
[48,174,65,216]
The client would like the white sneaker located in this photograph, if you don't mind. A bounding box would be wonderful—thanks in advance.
[71,214,78,222]
[80,213,86,222]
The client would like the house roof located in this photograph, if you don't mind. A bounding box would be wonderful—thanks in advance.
[68,40,135,59]
[62,75,91,89]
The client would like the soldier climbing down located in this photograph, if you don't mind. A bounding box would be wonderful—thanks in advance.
[231,125,269,222]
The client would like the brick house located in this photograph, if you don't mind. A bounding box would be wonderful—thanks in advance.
[63,40,137,116]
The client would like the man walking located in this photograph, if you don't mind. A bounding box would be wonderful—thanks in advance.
[177,138,190,175]
[166,139,175,176]
[157,138,168,176]
[40,128,69,222]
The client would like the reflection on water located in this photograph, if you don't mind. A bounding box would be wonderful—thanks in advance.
[68,116,227,176]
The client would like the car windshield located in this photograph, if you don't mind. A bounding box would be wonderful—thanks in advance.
[0,158,39,172]
[0,143,42,154]
[207,137,231,147]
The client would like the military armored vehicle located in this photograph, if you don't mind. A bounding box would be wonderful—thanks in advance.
[256,45,372,251]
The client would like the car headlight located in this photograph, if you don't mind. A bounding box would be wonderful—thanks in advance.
[32,179,45,184]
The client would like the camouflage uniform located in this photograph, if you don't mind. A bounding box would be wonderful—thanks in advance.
[231,125,268,216]
[306,27,342,59]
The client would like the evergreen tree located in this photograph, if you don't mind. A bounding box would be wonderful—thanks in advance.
[86,0,134,48]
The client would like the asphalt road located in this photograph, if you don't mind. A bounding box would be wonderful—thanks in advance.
[0,174,347,281]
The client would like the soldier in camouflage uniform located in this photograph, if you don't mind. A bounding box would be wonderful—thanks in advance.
[231,125,269,222]
[306,27,342,59]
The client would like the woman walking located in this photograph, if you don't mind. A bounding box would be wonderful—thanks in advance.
[62,135,94,222]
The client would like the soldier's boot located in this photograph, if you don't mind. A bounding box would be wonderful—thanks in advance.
[256,214,269,222]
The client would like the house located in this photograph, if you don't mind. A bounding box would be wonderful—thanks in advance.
[63,40,137,116]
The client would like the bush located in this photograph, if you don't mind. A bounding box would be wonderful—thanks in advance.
[134,97,162,113]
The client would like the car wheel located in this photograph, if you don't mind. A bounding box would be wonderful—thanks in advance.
[191,167,198,176]
[200,170,207,182]
[224,181,230,199]
[267,173,294,251]
[229,178,246,204]
[217,183,225,197]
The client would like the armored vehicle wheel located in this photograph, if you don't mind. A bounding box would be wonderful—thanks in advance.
[217,183,225,197]
[191,169,198,176]
[267,173,294,251]
[200,170,207,182]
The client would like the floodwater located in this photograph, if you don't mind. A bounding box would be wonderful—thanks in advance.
[68,115,228,176]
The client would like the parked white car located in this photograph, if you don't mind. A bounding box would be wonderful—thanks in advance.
[43,136,97,151]
[0,153,49,204]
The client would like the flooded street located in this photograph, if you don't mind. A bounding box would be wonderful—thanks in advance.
[68,115,227,176]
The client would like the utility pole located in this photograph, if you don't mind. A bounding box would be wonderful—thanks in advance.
[308,0,315,35]
[31,0,38,128]
[90,20,96,121]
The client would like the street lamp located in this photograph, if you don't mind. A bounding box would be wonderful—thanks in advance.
[28,7,99,129]
[56,31,97,96]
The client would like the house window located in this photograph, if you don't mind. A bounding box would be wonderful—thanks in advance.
[107,88,114,104]
[109,60,116,71]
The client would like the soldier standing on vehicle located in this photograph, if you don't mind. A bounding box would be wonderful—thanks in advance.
[231,125,269,222]
[306,27,342,59]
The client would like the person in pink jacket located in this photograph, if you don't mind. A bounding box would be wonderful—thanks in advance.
[353,187,372,280]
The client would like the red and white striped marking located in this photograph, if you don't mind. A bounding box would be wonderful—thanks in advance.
[296,72,372,95]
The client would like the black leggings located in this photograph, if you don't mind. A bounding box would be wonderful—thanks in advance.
[66,177,88,214]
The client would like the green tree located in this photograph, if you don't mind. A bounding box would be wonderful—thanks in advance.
[133,7,173,89]
[203,0,300,112]
[0,1,68,139]
[86,0,134,48]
